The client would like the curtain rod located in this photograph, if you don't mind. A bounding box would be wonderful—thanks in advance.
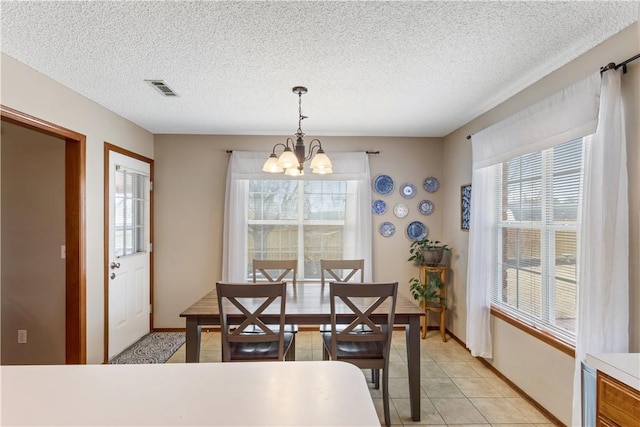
[466,53,639,141]
[226,150,380,154]
[227,150,380,155]
[601,52,640,75]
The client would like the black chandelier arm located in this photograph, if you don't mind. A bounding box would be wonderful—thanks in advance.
[270,139,294,155]
[304,139,325,161]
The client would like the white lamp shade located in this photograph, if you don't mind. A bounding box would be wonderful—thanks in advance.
[312,167,333,174]
[285,167,304,176]
[277,149,299,169]
[262,155,284,173]
[309,152,332,171]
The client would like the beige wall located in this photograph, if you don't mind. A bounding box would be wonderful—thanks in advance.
[153,135,443,328]
[1,122,66,364]
[0,53,155,364]
[441,23,640,425]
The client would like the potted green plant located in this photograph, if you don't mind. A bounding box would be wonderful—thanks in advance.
[408,238,451,308]
[407,238,451,266]
[409,270,446,308]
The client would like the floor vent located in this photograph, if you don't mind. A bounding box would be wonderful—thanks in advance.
[145,80,178,97]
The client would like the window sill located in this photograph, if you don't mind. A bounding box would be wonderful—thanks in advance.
[490,306,575,358]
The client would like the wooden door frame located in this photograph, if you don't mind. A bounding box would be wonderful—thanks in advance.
[0,105,87,364]
[103,143,154,363]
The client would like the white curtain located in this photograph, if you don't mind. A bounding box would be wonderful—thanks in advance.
[222,151,372,282]
[571,68,629,426]
[465,166,496,358]
[467,72,601,358]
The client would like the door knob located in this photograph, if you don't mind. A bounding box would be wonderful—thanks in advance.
[110,262,121,269]
[110,273,116,280]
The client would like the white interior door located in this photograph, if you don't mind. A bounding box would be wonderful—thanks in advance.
[108,151,151,359]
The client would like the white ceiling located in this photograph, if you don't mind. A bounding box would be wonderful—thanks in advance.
[1,1,638,137]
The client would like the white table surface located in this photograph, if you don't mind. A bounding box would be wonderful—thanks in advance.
[586,353,640,391]
[1,361,379,426]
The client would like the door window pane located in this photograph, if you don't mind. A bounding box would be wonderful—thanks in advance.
[114,168,148,257]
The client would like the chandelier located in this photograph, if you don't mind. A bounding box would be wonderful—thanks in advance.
[262,86,332,176]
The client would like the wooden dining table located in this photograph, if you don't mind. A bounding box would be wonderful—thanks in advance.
[180,282,425,421]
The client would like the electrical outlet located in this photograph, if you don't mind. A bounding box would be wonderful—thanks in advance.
[18,330,27,344]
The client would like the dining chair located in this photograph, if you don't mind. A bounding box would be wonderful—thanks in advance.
[320,259,364,291]
[319,259,366,332]
[321,281,398,427]
[216,282,294,362]
[318,259,376,384]
[252,259,297,285]
[251,259,299,359]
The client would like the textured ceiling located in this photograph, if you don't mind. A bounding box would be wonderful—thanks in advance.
[1,1,638,137]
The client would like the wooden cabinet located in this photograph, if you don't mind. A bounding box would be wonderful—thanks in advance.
[419,266,447,342]
[597,371,640,426]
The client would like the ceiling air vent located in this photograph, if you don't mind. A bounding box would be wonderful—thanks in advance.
[145,80,178,97]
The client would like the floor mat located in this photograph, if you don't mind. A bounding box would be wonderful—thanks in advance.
[109,332,185,364]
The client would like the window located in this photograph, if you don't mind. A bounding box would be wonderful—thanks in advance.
[223,151,372,283]
[248,180,352,279]
[114,167,148,257]
[490,138,582,345]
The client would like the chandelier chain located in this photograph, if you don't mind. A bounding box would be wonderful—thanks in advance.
[297,90,307,135]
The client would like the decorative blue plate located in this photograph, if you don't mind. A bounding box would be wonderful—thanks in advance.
[380,222,395,237]
[373,174,394,195]
[372,199,387,215]
[418,200,434,215]
[406,221,428,241]
[400,183,416,199]
[423,177,439,193]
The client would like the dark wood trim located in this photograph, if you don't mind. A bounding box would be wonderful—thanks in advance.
[491,306,575,357]
[0,105,84,141]
[103,145,109,363]
[444,329,564,427]
[446,329,465,347]
[153,327,188,333]
[65,138,86,364]
[1,104,87,364]
[475,355,565,426]
[149,160,154,331]
[103,142,154,363]
[154,327,220,333]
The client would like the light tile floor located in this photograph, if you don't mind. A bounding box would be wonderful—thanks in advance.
[167,330,555,426]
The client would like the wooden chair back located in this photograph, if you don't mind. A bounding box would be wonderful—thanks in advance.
[320,259,364,287]
[216,282,288,361]
[252,259,297,285]
[327,281,398,358]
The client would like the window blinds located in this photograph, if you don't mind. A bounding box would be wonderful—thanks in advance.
[490,138,582,344]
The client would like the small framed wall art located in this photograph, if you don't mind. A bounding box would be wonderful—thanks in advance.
[461,184,471,231]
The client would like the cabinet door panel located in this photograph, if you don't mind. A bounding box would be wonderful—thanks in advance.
[597,372,640,426]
